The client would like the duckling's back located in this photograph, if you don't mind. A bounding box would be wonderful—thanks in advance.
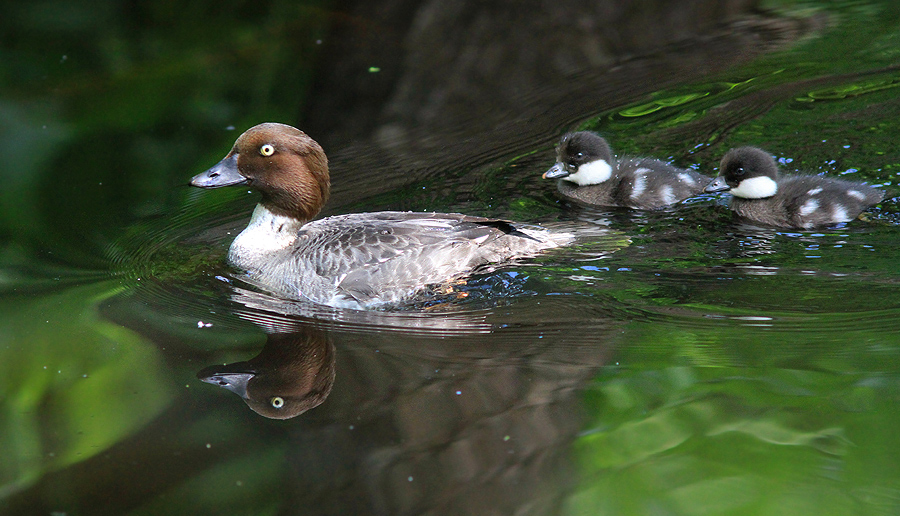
[731,175,884,228]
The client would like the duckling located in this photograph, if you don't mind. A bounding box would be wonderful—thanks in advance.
[705,146,884,229]
[544,131,709,209]
[190,123,572,309]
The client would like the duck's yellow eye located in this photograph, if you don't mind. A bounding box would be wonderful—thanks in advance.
[260,144,275,157]
[271,396,284,408]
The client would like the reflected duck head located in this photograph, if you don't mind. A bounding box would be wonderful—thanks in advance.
[197,330,336,419]
[190,123,331,222]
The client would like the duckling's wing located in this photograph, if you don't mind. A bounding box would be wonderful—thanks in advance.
[617,157,710,208]
[778,176,885,227]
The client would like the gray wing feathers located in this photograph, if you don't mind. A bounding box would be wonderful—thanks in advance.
[291,212,561,305]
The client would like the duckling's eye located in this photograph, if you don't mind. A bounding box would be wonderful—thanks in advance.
[260,144,275,157]
[575,152,584,160]
[270,396,284,408]
[734,166,745,176]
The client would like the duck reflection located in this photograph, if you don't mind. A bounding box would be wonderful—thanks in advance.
[198,326,335,419]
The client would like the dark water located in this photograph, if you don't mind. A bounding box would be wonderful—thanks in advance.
[4,1,900,514]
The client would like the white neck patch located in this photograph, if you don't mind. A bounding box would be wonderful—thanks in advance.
[565,159,612,185]
[230,204,302,260]
[730,176,778,199]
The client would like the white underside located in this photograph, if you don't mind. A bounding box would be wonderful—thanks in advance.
[565,159,612,185]
[730,176,778,199]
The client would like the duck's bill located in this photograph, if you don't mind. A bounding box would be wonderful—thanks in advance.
[197,362,256,398]
[704,176,731,193]
[543,162,570,179]
[190,154,249,188]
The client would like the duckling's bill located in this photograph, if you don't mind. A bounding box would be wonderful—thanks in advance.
[543,162,570,179]
[545,159,614,186]
[704,176,730,193]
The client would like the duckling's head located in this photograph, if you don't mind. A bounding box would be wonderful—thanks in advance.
[705,146,779,199]
[543,131,615,186]
[191,123,331,221]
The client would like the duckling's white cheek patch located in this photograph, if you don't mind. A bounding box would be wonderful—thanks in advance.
[567,160,612,185]
[730,176,778,199]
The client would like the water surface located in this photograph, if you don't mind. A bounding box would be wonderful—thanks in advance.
[3,1,900,515]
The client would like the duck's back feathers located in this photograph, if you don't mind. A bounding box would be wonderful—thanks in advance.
[241,211,570,308]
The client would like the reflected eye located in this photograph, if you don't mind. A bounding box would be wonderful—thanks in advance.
[575,152,584,160]
[271,396,284,408]
[260,144,275,157]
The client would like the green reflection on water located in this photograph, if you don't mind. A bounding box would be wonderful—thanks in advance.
[0,281,175,497]
[618,92,712,118]
[128,446,286,516]
[3,0,900,513]
[797,75,900,101]
[567,362,900,515]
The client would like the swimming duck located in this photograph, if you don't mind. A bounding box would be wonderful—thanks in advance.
[190,123,571,309]
[543,131,710,209]
[704,146,884,229]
